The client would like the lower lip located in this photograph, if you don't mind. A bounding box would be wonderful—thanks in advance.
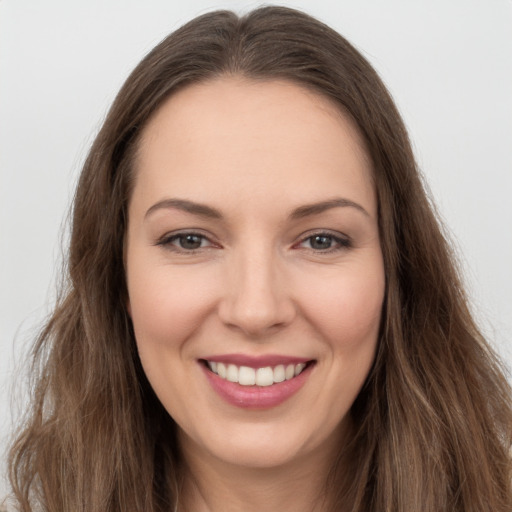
[201,362,314,409]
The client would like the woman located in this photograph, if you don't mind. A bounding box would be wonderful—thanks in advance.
[7,6,512,512]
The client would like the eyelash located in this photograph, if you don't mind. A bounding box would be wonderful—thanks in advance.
[296,232,352,253]
[156,231,215,253]
[156,230,352,254]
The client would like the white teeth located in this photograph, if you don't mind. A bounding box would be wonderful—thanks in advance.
[295,363,306,376]
[255,367,274,386]
[226,364,238,383]
[273,364,285,383]
[238,366,256,385]
[217,362,226,378]
[207,360,309,386]
[285,364,295,380]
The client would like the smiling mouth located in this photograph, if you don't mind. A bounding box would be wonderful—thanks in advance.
[202,360,314,387]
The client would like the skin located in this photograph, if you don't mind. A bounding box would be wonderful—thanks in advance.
[125,77,385,512]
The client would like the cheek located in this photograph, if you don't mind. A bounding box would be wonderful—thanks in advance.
[126,258,220,415]
[126,255,219,349]
[298,261,385,351]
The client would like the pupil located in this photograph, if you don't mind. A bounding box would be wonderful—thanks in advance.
[311,235,332,250]
[180,235,202,249]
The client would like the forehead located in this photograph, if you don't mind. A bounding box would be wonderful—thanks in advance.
[133,77,375,217]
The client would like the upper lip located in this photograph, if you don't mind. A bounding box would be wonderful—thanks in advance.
[200,353,313,368]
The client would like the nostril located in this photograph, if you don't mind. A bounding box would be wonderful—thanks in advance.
[218,299,297,337]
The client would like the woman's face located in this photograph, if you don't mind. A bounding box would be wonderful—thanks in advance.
[125,78,385,470]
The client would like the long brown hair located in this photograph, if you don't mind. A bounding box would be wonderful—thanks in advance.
[8,6,512,511]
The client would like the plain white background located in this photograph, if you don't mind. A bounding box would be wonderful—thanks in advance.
[1,0,511,498]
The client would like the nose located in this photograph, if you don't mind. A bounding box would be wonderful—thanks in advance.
[217,245,296,338]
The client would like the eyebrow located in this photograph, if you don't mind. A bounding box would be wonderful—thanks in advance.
[144,197,369,221]
[289,198,370,219]
[145,198,223,220]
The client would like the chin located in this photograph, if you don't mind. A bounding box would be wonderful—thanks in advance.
[179,413,347,472]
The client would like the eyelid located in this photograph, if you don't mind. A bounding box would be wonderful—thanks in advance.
[155,229,220,251]
[293,229,352,252]
[154,228,351,254]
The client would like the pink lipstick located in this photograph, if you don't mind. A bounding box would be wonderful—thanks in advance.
[200,355,315,409]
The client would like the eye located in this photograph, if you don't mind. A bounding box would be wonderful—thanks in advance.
[157,232,214,251]
[297,232,351,252]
